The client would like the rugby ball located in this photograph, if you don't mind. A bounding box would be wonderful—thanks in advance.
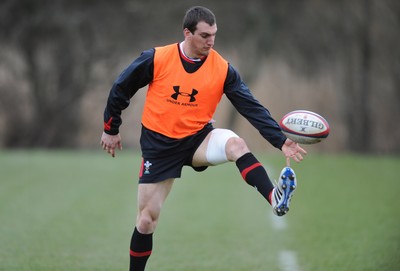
[279,110,330,144]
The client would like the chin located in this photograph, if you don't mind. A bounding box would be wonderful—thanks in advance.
[201,50,211,56]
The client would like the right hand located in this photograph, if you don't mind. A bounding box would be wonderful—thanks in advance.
[281,138,307,166]
[100,132,122,157]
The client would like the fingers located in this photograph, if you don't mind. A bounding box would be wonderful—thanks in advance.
[286,144,306,165]
[101,142,113,156]
[109,145,116,157]
[288,153,302,164]
[100,140,117,157]
[293,152,303,163]
[298,145,307,155]
[100,133,122,158]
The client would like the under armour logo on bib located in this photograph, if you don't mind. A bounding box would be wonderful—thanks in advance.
[171,86,198,102]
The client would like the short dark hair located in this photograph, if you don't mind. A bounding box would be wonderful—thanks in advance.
[183,6,216,33]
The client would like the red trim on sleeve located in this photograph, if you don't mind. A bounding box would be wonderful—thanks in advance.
[104,117,113,131]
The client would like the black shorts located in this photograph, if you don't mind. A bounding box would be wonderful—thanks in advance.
[138,123,214,183]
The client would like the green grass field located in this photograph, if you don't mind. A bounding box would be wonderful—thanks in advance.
[0,151,399,271]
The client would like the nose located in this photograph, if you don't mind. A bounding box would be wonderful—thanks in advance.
[207,36,215,47]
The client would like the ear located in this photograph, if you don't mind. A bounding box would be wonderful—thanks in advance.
[183,28,192,38]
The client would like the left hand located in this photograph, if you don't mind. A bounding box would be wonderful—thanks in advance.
[281,138,307,166]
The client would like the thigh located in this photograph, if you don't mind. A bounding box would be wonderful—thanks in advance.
[192,128,239,166]
[137,178,175,216]
[191,131,213,167]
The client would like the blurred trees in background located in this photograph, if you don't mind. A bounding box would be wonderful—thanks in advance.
[0,0,96,147]
[0,0,399,153]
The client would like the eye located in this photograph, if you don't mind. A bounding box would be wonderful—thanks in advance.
[200,33,210,39]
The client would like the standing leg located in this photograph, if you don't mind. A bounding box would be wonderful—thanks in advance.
[129,178,174,271]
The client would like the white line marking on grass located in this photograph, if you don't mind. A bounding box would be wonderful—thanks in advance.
[266,167,301,271]
[279,250,301,271]
[269,211,287,230]
[268,213,300,270]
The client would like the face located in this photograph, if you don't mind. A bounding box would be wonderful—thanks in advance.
[184,21,217,58]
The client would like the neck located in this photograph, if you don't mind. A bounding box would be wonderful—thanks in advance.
[180,41,203,61]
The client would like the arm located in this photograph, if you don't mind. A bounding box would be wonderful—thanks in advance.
[103,49,155,135]
[101,49,155,157]
[223,64,286,149]
[223,64,306,164]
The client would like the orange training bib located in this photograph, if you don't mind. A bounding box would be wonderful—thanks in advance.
[141,44,228,139]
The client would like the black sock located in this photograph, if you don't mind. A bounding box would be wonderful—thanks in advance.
[130,227,153,271]
[236,152,274,204]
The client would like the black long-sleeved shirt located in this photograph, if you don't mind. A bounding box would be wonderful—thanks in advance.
[104,44,287,149]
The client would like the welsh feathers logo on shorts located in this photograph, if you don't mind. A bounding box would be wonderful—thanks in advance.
[143,160,152,174]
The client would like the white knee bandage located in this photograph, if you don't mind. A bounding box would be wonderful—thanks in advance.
[206,129,239,165]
